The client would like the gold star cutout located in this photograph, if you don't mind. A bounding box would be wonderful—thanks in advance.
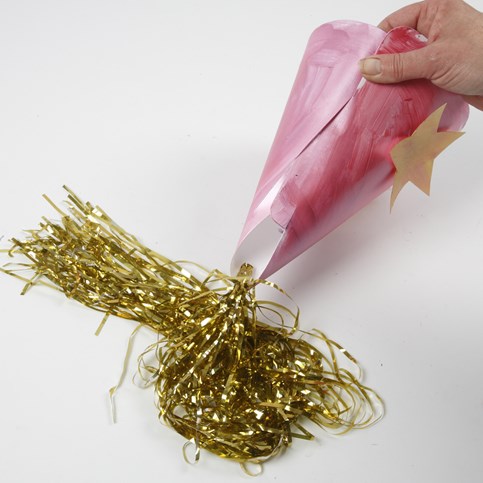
[390,104,464,210]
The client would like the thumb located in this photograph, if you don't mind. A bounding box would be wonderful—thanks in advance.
[359,48,433,84]
[462,95,483,111]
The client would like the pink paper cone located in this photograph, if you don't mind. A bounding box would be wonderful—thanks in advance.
[232,21,469,278]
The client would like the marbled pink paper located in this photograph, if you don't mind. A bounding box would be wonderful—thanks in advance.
[232,21,469,278]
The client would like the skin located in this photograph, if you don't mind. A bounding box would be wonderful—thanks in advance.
[359,0,483,110]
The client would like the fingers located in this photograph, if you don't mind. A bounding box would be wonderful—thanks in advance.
[462,95,483,111]
[378,2,424,32]
[359,48,433,84]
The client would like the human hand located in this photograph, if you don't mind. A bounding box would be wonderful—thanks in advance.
[359,0,483,110]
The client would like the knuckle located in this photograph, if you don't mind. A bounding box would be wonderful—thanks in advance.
[390,53,405,81]
[424,46,444,79]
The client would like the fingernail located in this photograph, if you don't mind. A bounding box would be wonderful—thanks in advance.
[359,58,381,76]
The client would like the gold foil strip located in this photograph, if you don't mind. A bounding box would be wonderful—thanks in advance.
[1,187,383,469]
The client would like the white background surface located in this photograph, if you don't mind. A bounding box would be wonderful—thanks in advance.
[1,1,482,482]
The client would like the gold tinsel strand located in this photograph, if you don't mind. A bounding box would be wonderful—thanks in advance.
[1,187,383,469]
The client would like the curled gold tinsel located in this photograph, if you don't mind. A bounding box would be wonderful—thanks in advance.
[1,187,383,469]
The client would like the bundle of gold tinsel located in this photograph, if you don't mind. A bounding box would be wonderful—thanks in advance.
[1,187,383,473]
